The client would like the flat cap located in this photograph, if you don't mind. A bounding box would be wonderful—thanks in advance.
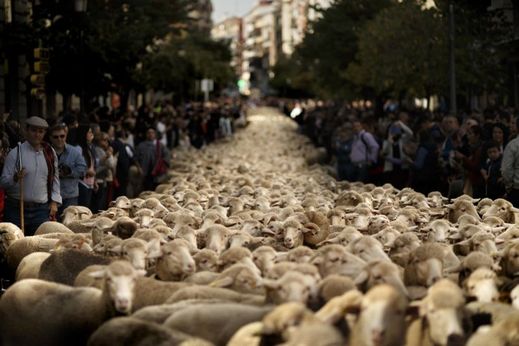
[25,116,49,129]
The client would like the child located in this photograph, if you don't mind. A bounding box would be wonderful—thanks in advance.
[481,141,505,199]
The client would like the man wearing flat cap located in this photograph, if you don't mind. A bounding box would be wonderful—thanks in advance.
[0,116,62,235]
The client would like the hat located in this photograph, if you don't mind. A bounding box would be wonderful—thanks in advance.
[25,116,49,129]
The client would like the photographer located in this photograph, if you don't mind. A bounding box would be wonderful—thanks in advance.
[48,123,87,219]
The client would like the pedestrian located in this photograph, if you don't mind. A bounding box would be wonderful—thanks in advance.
[111,128,135,198]
[91,132,116,213]
[135,128,170,192]
[346,119,380,182]
[502,117,519,206]
[0,116,61,235]
[72,124,96,209]
[481,141,505,200]
[454,125,485,198]
[48,123,86,219]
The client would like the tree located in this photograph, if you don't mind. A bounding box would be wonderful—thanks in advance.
[346,1,448,100]
[288,0,393,99]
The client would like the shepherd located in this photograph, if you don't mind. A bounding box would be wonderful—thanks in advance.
[0,116,62,236]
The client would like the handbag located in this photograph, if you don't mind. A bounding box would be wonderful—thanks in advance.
[151,140,168,177]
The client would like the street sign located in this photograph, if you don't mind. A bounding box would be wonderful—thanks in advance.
[201,79,214,92]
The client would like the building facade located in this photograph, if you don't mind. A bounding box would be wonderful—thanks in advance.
[211,16,243,77]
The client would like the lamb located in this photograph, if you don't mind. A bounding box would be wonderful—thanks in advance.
[0,261,142,346]
[163,303,273,345]
[405,279,467,346]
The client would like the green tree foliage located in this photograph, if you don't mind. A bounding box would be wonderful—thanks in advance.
[346,1,448,99]
[136,32,234,97]
[283,0,393,99]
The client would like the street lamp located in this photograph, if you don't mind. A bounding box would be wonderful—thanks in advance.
[74,0,87,113]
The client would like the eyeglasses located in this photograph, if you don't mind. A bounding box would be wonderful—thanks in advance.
[52,135,66,139]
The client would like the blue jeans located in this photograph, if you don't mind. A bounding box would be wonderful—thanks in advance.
[3,199,50,236]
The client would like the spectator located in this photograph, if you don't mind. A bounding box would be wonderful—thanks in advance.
[0,117,61,235]
[135,128,170,192]
[410,129,441,194]
[334,128,353,181]
[112,129,135,198]
[381,121,413,189]
[502,118,519,206]
[72,125,96,209]
[347,118,380,182]
[48,123,87,219]
[91,132,116,213]
[455,125,485,198]
[481,141,505,200]
[0,130,9,221]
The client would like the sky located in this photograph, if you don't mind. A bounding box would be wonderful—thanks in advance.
[212,0,256,23]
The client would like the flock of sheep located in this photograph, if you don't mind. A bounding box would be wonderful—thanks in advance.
[1,108,519,346]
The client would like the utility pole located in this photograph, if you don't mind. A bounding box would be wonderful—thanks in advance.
[448,2,457,115]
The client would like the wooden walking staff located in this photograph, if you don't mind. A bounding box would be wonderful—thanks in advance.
[17,143,24,233]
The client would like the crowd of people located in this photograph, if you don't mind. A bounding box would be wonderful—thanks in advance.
[0,100,248,235]
[284,100,519,206]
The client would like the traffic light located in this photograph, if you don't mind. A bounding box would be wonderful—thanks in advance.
[31,48,50,98]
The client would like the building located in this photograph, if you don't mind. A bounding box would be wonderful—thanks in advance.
[281,0,332,55]
[240,0,281,95]
[211,16,243,76]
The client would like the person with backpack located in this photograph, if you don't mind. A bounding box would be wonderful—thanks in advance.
[347,119,380,182]
[0,116,61,236]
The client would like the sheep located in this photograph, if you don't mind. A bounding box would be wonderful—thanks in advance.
[34,221,74,235]
[372,227,400,248]
[482,198,519,223]
[162,303,273,345]
[209,264,263,295]
[15,251,51,281]
[310,244,366,278]
[348,285,409,346]
[263,271,317,305]
[447,199,480,223]
[303,211,330,246]
[446,251,500,283]
[200,224,231,254]
[252,246,278,274]
[466,313,519,346]
[193,249,219,272]
[118,238,150,272]
[499,241,519,277]
[0,223,24,259]
[0,261,142,346]
[317,274,356,303]
[317,226,362,246]
[61,205,93,227]
[404,243,447,287]
[354,260,408,297]
[389,232,422,267]
[421,219,455,243]
[347,235,391,262]
[155,239,196,281]
[464,268,499,303]
[5,236,59,272]
[38,249,112,285]
[87,316,196,346]
[405,279,468,346]
[165,285,265,306]
[454,231,499,258]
